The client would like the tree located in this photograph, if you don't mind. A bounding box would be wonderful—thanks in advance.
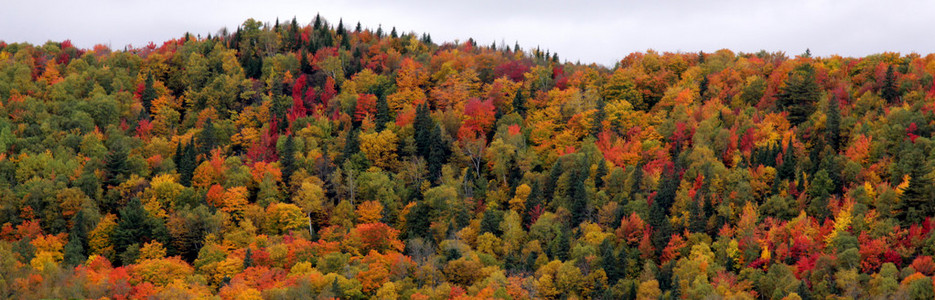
[141,73,157,113]
[112,198,168,265]
[198,118,218,156]
[826,98,842,151]
[178,139,198,187]
[881,65,899,103]
[777,63,820,126]
[898,149,932,225]
[280,135,296,182]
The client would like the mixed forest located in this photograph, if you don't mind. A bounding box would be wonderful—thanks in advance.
[2,16,935,299]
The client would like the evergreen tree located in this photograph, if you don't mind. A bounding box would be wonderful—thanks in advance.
[426,125,448,183]
[105,144,130,187]
[197,118,217,156]
[826,99,842,151]
[595,159,608,189]
[341,129,360,164]
[899,149,932,225]
[570,159,589,226]
[881,65,899,103]
[112,198,168,265]
[512,88,527,117]
[243,248,254,269]
[390,27,398,38]
[179,139,198,187]
[375,94,390,131]
[590,98,605,136]
[63,210,88,266]
[281,135,297,183]
[141,74,157,113]
[777,63,820,126]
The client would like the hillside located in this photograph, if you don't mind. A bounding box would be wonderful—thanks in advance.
[1,17,934,299]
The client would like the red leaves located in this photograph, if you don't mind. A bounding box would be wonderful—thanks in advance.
[458,98,496,141]
[354,94,377,122]
[494,60,531,82]
[355,222,404,254]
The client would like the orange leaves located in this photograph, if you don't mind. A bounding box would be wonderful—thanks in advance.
[845,134,872,164]
[356,201,384,224]
[208,186,249,215]
[250,161,282,183]
[616,213,649,245]
[354,223,404,254]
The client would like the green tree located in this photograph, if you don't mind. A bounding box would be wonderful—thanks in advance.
[280,135,297,182]
[881,65,899,103]
[777,63,820,126]
[899,149,932,225]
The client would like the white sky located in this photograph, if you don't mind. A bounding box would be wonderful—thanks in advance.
[1,0,934,66]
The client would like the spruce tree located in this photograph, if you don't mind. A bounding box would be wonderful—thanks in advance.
[141,74,157,113]
[375,94,390,131]
[899,149,932,225]
[197,118,217,156]
[826,99,842,151]
[881,65,899,103]
[105,144,130,187]
[281,135,297,183]
[179,139,198,187]
[512,88,527,117]
[777,64,820,126]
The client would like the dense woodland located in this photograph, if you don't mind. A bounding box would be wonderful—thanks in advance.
[1,16,935,299]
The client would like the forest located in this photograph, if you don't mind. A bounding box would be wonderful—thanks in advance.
[0,16,934,299]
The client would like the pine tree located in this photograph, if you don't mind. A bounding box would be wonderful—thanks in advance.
[281,135,297,182]
[197,118,217,156]
[105,144,130,187]
[899,149,932,225]
[512,88,527,117]
[881,65,899,103]
[375,94,390,131]
[141,74,157,113]
[777,64,820,126]
[826,99,842,151]
[595,159,608,189]
[112,198,167,265]
[570,159,589,226]
[179,139,198,187]
[341,129,360,164]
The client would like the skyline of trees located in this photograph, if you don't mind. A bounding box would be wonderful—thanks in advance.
[0,16,934,299]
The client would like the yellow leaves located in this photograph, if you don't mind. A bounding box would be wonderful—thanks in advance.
[130,257,195,287]
[265,202,309,234]
[896,174,910,195]
[476,232,503,257]
[89,214,117,258]
[30,233,65,272]
[387,88,426,112]
[356,201,384,224]
[293,179,326,215]
[220,186,249,215]
[509,184,530,212]
[360,130,399,169]
[139,241,167,261]
[825,199,854,245]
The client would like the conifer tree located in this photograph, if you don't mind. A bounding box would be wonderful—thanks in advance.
[899,149,932,225]
[281,135,297,182]
[881,65,899,103]
[778,64,820,126]
[141,74,157,113]
[179,139,198,187]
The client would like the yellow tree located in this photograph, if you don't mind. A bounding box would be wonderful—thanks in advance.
[359,130,399,169]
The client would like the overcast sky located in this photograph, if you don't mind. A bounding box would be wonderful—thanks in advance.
[1,0,933,66]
